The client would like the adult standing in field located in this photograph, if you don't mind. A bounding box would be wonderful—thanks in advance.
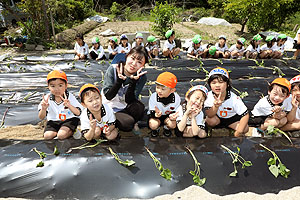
[293,27,300,59]
[101,46,148,132]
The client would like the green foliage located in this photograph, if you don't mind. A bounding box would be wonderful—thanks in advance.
[110,2,122,18]
[186,147,206,186]
[260,144,291,178]
[32,146,59,167]
[221,145,252,177]
[150,1,178,37]
[265,125,293,145]
[66,139,107,153]
[108,147,135,167]
[207,0,227,17]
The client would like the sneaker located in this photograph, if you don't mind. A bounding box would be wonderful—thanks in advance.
[163,128,172,137]
[150,128,160,137]
[252,128,262,137]
[73,129,82,139]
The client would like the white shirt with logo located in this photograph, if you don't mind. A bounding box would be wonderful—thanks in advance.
[204,91,248,119]
[176,105,205,129]
[187,44,205,54]
[108,45,119,54]
[38,92,82,121]
[118,43,131,54]
[163,40,176,51]
[148,92,181,116]
[74,42,89,56]
[246,44,261,53]
[274,42,285,53]
[80,104,116,132]
[260,44,277,51]
[215,43,229,52]
[229,44,245,53]
[132,42,144,48]
[90,45,105,59]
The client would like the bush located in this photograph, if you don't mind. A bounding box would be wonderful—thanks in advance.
[150,1,178,37]
[110,2,122,18]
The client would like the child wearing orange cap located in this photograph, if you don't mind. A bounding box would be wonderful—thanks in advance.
[38,70,82,140]
[204,67,249,137]
[176,85,208,138]
[79,84,118,141]
[148,72,181,137]
[249,78,291,133]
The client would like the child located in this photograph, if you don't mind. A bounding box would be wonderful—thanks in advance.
[132,33,144,48]
[187,35,204,59]
[145,35,159,59]
[202,46,219,58]
[79,84,118,141]
[162,30,180,59]
[38,70,82,140]
[148,72,180,137]
[245,34,262,59]
[118,34,131,54]
[229,38,246,59]
[74,33,89,60]
[273,34,288,58]
[108,37,119,59]
[293,27,300,59]
[89,37,106,60]
[215,35,230,58]
[176,85,208,138]
[102,46,148,132]
[249,78,291,131]
[260,35,277,59]
[204,67,249,137]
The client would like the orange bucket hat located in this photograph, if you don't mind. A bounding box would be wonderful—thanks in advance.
[271,78,291,92]
[47,70,67,83]
[79,83,100,98]
[155,72,177,88]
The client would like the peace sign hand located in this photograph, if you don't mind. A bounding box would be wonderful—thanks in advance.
[154,106,162,118]
[103,126,111,136]
[292,94,299,108]
[116,63,127,81]
[89,114,97,130]
[41,94,50,110]
[213,92,223,108]
[190,107,201,118]
[169,111,179,121]
[60,92,71,108]
[130,67,147,80]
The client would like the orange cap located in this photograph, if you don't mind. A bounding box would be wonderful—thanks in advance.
[155,72,177,88]
[271,78,291,92]
[47,70,67,83]
[79,83,100,98]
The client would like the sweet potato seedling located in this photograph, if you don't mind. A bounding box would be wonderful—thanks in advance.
[145,147,172,181]
[32,146,59,167]
[259,144,291,178]
[66,139,107,153]
[108,147,135,167]
[265,125,293,145]
[186,147,206,186]
[221,145,252,177]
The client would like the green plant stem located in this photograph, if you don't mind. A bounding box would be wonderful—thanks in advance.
[259,144,282,163]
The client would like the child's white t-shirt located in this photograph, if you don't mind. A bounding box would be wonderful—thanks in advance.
[229,44,245,53]
[187,44,205,54]
[215,43,229,52]
[118,43,131,54]
[74,42,89,56]
[108,45,119,54]
[148,92,181,116]
[260,44,277,51]
[176,105,205,130]
[246,44,261,53]
[204,91,248,118]
[38,91,82,121]
[90,45,105,59]
[145,44,159,52]
[294,28,300,41]
[274,42,285,53]
[251,95,291,117]
[132,42,144,48]
[163,40,176,51]
[80,104,116,132]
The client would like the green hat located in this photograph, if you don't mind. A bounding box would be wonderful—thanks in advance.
[194,34,201,39]
[253,34,262,41]
[147,35,157,42]
[136,33,143,39]
[238,38,246,45]
[278,34,287,39]
[165,30,173,38]
[92,37,100,44]
[110,37,118,43]
[192,37,201,44]
[209,46,217,55]
[266,35,275,42]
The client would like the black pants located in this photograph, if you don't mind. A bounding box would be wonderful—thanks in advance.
[115,100,145,132]
[90,51,106,60]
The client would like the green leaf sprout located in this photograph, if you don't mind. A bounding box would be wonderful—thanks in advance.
[186,147,206,186]
[108,147,135,167]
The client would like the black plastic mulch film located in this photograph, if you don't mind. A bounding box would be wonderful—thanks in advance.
[0,137,300,199]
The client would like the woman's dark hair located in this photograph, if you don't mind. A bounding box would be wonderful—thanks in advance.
[268,83,289,95]
[75,33,84,40]
[126,46,149,64]
[207,74,232,91]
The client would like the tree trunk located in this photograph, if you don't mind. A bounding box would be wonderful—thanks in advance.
[41,0,50,40]
[240,17,248,33]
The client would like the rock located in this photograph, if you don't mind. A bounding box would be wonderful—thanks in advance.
[35,45,44,51]
[197,17,232,26]
[25,44,36,51]
[100,29,116,36]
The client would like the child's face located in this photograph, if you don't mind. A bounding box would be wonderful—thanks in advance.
[156,84,175,98]
[278,39,286,45]
[82,91,102,113]
[195,43,201,48]
[268,85,288,105]
[255,40,261,45]
[291,85,300,102]
[219,38,225,45]
[109,40,115,46]
[121,39,128,46]
[186,90,205,110]
[76,38,83,46]
[136,38,143,44]
[124,53,145,75]
[236,42,242,49]
[169,34,175,41]
[210,78,227,96]
[93,43,99,49]
[48,79,67,97]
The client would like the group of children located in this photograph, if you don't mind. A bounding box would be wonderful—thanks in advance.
[39,49,300,140]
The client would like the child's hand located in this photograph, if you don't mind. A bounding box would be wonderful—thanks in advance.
[130,67,148,80]
[191,108,201,118]
[116,63,127,80]
[292,94,299,108]
[154,106,162,118]
[103,126,111,136]
[89,114,97,130]
[272,105,282,113]
[60,93,71,108]
[41,94,49,110]
[213,92,223,108]
[169,112,179,121]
